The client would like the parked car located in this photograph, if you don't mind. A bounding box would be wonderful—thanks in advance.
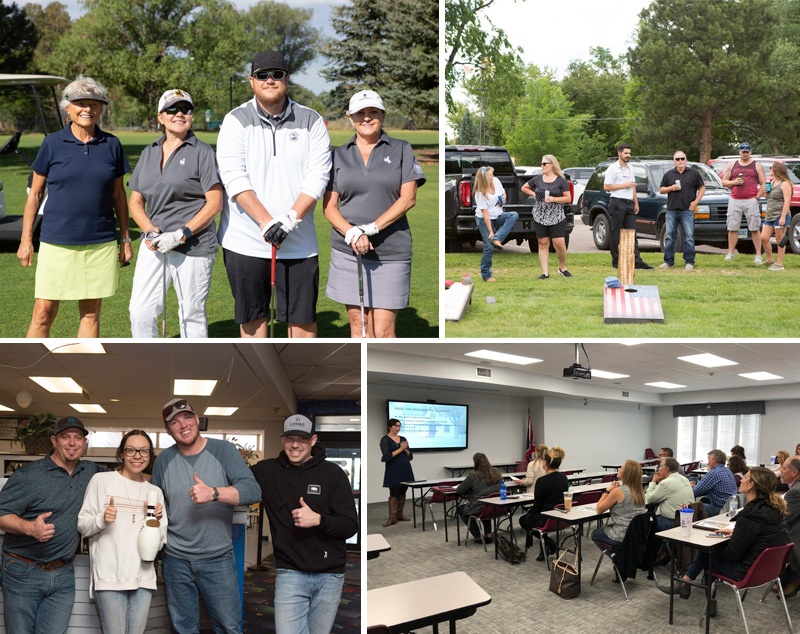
[444,145,574,252]
[563,167,594,216]
[581,158,763,252]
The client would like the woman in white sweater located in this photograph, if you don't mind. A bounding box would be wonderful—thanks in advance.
[78,430,167,634]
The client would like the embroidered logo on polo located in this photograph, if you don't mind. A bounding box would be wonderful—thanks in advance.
[413,164,424,175]
[289,131,299,142]
[384,157,391,164]
[307,484,321,495]
[180,158,186,166]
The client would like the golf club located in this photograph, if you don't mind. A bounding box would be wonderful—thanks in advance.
[161,253,167,338]
[269,244,277,338]
[356,251,366,338]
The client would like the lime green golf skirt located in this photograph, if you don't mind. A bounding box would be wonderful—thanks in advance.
[35,241,119,300]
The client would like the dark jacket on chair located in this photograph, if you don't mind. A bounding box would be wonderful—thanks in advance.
[719,497,788,580]
[615,511,651,582]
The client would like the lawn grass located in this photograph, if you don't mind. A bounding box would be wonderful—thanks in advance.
[0,130,438,338]
[444,250,799,337]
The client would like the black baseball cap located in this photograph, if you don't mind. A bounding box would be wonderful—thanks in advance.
[739,143,751,151]
[53,416,89,436]
[252,50,288,75]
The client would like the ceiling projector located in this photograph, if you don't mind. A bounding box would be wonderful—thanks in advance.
[563,363,592,380]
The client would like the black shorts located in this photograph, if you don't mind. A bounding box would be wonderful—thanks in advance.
[223,249,319,325]
[533,218,568,239]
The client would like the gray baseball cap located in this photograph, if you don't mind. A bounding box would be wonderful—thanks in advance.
[282,414,314,438]
[53,416,88,436]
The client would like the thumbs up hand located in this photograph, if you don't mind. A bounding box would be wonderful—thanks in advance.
[189,472,212,504]
[104,496,117,524]
[291,496,322,528]
[29,511,56,542]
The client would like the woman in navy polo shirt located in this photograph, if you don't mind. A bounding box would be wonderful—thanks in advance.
[323,90,426,338]
[16,76,132,337]
[127,89,223,338]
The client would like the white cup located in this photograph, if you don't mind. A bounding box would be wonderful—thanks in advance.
[679,508,694,536]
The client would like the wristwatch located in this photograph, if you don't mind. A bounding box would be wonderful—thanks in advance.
[180,225,193,240]
[212,487,219,502]
[318,514,327,527]
[120,237,132,243]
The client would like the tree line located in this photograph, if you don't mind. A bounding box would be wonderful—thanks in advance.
[0,0,438,130]
[446,0,800,164]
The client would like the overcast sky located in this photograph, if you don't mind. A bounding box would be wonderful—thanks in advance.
[24,0,341,94]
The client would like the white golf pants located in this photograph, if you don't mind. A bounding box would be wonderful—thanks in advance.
[129,242,214,338]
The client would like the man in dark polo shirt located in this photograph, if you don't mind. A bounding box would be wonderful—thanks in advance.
[658,151,705,270]
[0,416,102,633]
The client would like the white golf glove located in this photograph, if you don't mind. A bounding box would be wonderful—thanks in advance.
[153,229,183,253]
[262,211,300,246]
[344,226,365,246]
[359,222,379,236]
[143,229,161,249]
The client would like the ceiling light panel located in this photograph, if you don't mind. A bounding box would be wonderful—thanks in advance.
[69,404,107,413]
[738,372,783,381]
[644,381,687,389]
[203,407,238,416]
[464,350,542,365]
[173,379,217,396]
[678,353,738,368]
[590,369,631,380]
[30,376,83,393]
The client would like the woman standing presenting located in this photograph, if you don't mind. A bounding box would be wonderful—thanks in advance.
[16,76,132,337]
[472,166,519,282]
[128,89,223,338]
[78,431,167,634]
[380,418,415,526]
[521,155,572,279]
[323,90,426,338]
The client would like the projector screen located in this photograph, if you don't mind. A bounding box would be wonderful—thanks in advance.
[386,399,468,451]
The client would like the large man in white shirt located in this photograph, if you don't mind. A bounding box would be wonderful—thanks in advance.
[217,50,332,338]
[603,143,653,270]
[645,457,695,532]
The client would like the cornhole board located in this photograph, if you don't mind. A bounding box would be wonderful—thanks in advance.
[604,284,665,323]
[604,228,664,323]
[444,282,474,321]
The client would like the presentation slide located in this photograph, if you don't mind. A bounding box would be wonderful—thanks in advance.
[387,400,468,451]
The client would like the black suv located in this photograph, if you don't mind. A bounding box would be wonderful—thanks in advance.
[580,159,758,252]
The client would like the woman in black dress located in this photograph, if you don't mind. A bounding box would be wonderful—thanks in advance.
[519,445,569,559]
[379,418,415,526]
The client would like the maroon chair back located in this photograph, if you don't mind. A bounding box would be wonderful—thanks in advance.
[430,481,460,504]
[645,448,657,460]
[714,543,794,589]
[515,461,528,472]
[574,490,602,506]
[537,503,571,533]
[601,474,616,483]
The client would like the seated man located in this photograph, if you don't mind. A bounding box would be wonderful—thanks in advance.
[691,449,738,516]
[780,455,800,596]
[645,457,695,531]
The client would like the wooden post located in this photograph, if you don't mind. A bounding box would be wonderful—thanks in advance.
[618,229,635,286]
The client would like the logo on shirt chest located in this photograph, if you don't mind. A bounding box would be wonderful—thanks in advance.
[289,131,299,142]
[307,484,322,495]
[179,158,186,166]
[384,157,392,164]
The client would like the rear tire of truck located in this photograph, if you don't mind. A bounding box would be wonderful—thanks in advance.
[787,214,800,255]
[445,237,463,253]
[592,213,611,250]
[658,223,683,254]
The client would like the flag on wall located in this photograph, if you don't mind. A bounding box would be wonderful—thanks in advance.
[524,409,534,461]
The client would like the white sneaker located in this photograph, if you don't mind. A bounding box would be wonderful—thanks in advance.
[724,253,735,261]
[685,263,694,270]
[658,262,672,269]
[769,263,785,271]
[754,255,764,265]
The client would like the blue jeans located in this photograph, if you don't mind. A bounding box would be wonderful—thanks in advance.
[1,554,75,634]
[686,550,738,581]
[274,568,345,634]
[163,552,241,634]
[95,588,153,634]
[663,209,696,265]
[476,211,519,280]
[591,526,622,548]
[656,514,675,532]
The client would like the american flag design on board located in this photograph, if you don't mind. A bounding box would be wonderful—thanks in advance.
[603,285,665,324]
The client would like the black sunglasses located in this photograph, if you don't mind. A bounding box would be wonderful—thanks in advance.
[252,70,287,81]
[674,157,687,161]
[541,162,551,166]
[162,105,193,115]
[163,399,192,421]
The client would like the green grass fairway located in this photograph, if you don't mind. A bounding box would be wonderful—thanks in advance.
[0,130,438,338]
[445,251,798,337]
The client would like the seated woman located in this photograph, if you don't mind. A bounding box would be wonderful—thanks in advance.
[668,466,788,599]
[592,459,646,548]
[455,453,503,544]
[516,443,548,493]
[519,446,568,559]
[728,455,749,486]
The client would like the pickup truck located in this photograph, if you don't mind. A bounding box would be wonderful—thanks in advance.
[444,145,573,252]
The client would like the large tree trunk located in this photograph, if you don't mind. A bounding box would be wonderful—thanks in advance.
[699,108,713,163]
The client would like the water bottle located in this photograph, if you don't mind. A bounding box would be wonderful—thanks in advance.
[728,494,739,517]
[499,480,507,501]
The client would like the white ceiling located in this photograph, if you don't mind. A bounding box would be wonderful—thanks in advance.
[0,342,360,429]
[368,342,800,404]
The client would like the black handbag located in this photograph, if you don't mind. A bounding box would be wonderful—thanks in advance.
[495,532,526,564]
[549,548,581,599]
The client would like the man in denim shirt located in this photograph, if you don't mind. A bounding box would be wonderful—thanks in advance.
[691,449,738,515]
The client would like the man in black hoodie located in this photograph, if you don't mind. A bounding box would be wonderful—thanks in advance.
[251,414,358,633]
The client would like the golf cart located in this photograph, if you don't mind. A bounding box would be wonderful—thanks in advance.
[0,73,68,243]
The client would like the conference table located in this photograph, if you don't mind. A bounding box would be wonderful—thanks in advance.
[657,513,734,634]
[443,462,521,477]
[367,533,392,560]
[367,571,491,633]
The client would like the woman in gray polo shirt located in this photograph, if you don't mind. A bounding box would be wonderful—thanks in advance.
[128,89,223,338]
[323,90,426,338]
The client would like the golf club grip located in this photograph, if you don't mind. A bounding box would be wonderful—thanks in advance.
[356,252,365,338]
[269,245,277,338]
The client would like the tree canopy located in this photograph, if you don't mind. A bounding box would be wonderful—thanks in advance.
[0,1,38,73]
